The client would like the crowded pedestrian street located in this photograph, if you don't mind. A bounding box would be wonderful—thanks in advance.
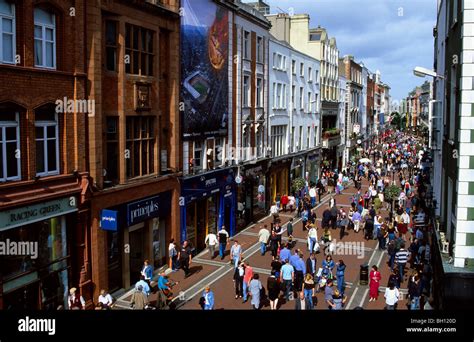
[111,130,434,311]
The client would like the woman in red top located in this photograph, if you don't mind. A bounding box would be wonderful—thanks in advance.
[369,265,381,301]
[281,194,289,212]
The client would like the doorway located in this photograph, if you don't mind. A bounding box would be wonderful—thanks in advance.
[129,224,145,285]
[196,199,207,252]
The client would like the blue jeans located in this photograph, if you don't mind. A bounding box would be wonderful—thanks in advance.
[243,281,248,301]
[398,263,406,281]
[411,296,420,310]
[304,288,313,308]
[337,275,344,294]
[283,280,292,300]
[219,243,226,258]
[311,197,316,207]
[276,201,281,209]
[260,242,267,255]
[378,236,386,250]
[309,238,316,252]
[389,254,395,270]
[233,257,240,269]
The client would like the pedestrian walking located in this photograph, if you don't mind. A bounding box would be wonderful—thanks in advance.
[141,259,153,284]
[369,265,381,302]
[295,291,312,310]
[242,261,253,303]
[168,239,179,272]
[201,286,214,310]
[204,231,218,258]
[249,274,263,310]
[230,240,242,269]
[384,282,400,310]
[269,231,280,260]
[217,226,229,260]
[233,262,245,299]
[328,289,347,310]
[258,225,270,256]
[178,240,193,278]
[336,260,346,294]
[280,260,294,301]
[131,286,149,310]
[395,243,410,282]
[302,273,315,309]
[267,271,281,310]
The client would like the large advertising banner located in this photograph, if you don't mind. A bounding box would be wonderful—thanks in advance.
[181,0,229,138]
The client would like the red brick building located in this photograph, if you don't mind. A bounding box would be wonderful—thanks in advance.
[85,0,181,301]
[0,0,91,309]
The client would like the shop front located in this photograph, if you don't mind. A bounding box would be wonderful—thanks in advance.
[180,168,236,253]
[98,191,172,293]
[290,153,306,184]
[267,157,291,203]
[236,161,269,231]
[305,149,320,185]
[0,196,78,310]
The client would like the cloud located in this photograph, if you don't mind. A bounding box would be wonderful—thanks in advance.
[264,0,437,102]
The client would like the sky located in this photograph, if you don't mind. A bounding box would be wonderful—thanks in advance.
[264,0,437,106]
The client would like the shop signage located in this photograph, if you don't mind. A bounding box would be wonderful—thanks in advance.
[0,197,78,231]
[100,210,118,231]
[245,165,262,177]
[127,196,160,226]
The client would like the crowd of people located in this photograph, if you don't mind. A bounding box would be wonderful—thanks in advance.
[80,130,434,311]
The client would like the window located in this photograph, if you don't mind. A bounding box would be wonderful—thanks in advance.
[308,92,312,112]
[298,126,303,151]
[315,70,319,83]
[314,126,318,146]
[282,56,287,70]
[272,53,276,68]
[105,117,118,184]
[256,77,263,107]
[256,127,263,158]
[449,67,456,139]
[307,127,310,148]
[125,24,154,76]
[0,110,20,181]
[214,137,224,166]
[291,85,295,109]
[277,54,282,70]
[0,0,15,64]
[34,8,56,68]
[35,104,59,176]
[291,126,295,152]
[271,125,285,157]
[276,83,282,108]
[105,21,117,71]
[243,31,250,59]
[243,75,250,107]
[126,116,155,178]
[193,141,203,171]
[300,62,304,77]
[257,36,263,63]
[452,0,458,26]
[292,60,296,74]
[300,87,304,109]
[282,84,287,108]
[308,67,313,82]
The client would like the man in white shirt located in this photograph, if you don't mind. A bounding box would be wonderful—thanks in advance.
[97,289,114,310]
[270,202,279,222]
[384,284,400,310]
[258,225,270,256]
[205,231,219,259]
[309,187,317,207]
[307,225,318,252]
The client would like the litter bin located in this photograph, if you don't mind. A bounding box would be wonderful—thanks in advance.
[359,263,369,285]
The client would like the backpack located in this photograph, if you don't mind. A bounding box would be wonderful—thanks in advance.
[388,241,396,255]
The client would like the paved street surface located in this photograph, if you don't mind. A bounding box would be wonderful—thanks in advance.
[116,175,411,310]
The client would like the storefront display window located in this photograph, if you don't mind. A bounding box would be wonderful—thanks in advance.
[107,231,122,293]
[186,203,196,246]
[152,218,165,269]
[0,216,67,281]
[253,176,266,219]
[207,195,218,234]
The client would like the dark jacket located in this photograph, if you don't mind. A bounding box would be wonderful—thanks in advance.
[295,298,312,310]
[306,257,316,275]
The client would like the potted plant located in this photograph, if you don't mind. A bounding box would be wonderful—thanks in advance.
[384,185,401,216]
[291,177,306,193]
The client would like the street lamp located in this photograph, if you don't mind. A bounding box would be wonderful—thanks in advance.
[413,66,444,79]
